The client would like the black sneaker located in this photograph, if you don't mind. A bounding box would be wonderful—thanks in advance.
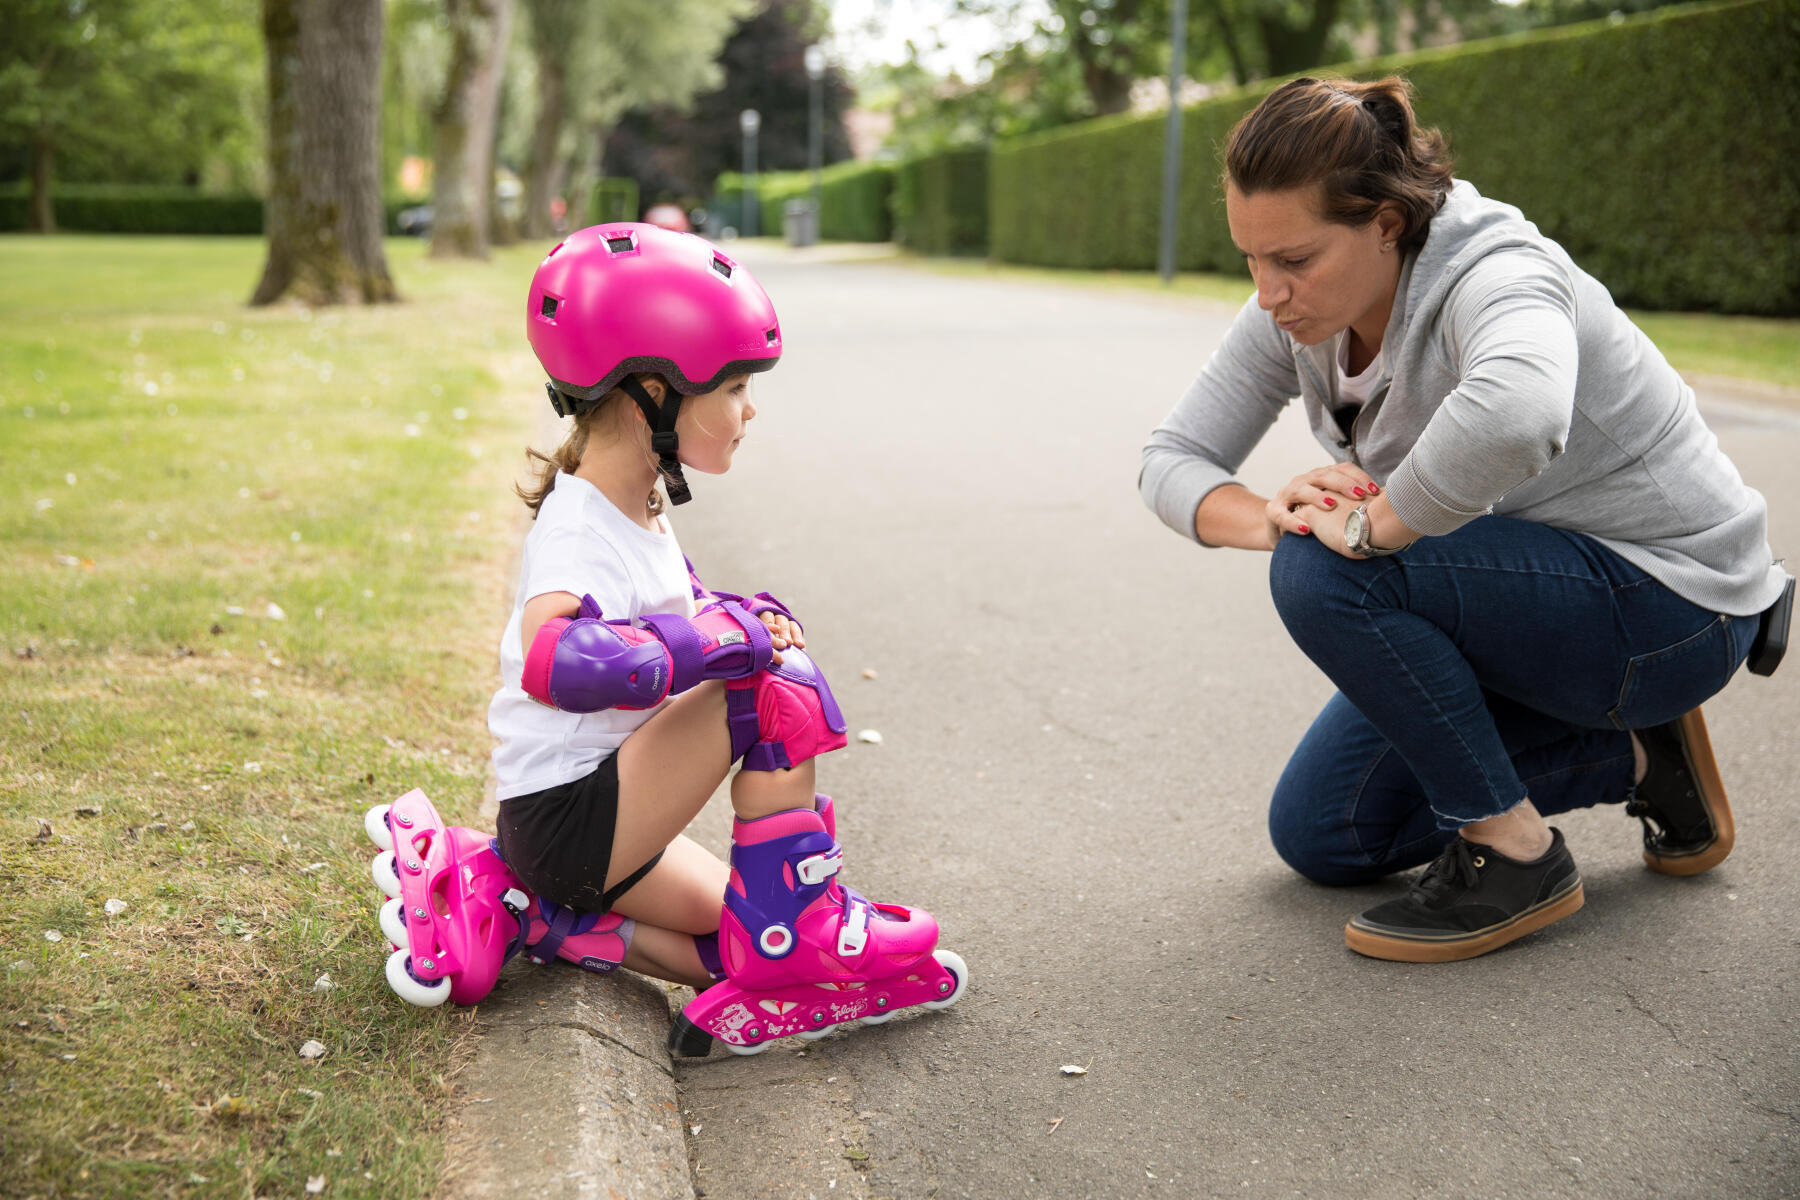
[1627,707,1734,876]
[1345,829,1585,962]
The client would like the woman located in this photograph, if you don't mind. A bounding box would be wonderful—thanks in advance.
[1139,76,1791,963]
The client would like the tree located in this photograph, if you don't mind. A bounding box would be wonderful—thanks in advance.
[602,0,854,214]
[517,0,751,238]
[251,0,397,305]
[0,0,260,230]
[430,0,515,257]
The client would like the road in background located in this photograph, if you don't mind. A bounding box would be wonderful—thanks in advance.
[671,246,1800,1200]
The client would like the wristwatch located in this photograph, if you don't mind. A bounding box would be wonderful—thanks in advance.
[1344,503,1407,558]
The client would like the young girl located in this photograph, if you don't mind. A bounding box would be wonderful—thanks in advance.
[365,223,967,1056]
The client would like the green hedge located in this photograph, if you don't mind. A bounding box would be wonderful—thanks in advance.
[992,0,1800,314]
[893,148,990,255]
[0,185,265,234]
[0,185,428,238]
[717,161,896,242]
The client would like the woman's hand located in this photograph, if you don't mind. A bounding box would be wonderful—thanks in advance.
[1265,464,1382,545]
[759,610,804,665]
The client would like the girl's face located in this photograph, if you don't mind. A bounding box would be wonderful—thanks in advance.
[674,373,757,475]
[1224,182,1403,348]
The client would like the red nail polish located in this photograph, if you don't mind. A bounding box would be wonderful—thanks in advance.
[1322,497,1336,508]
[1369,484,1380,494]
[1352,487,1366,498]
[1298,524,1310,535]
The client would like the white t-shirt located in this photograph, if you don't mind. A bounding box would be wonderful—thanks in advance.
[1335,332,1388,411]
[487,471,695,800]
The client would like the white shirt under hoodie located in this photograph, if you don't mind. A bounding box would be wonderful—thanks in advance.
[1140,180,1790,617]
[487,471,694,800]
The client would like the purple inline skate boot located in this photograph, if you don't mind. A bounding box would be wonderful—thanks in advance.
[365,789,632,1007]
[667,796,968,1057]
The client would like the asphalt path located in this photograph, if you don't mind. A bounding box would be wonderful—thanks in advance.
[668,245,1800,1200]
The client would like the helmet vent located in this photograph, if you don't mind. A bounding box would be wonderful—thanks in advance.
[765,327,778,345]
[606,236,635,253]
[710,255,733,279]
[540,295,559,319]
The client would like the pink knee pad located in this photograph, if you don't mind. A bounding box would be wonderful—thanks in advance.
[726,648,848,771]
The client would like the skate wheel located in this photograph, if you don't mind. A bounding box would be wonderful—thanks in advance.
[860,1008,895,1026]
[797,1027,835,1042]
[922,949,969,1011]
[379,896,410,949]
[723,1038,770,1056]
[371,850,402,898]
[364,804,394,852]
[384,948,450,1008]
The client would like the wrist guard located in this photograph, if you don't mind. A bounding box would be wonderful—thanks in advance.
[522,593,774,713]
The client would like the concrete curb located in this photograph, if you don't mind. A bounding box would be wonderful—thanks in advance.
[441,967,695,1200]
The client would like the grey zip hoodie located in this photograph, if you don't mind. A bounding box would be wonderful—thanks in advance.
[1140,181,1788,617]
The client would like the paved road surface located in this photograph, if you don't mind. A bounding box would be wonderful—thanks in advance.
[668,246,1800,1200]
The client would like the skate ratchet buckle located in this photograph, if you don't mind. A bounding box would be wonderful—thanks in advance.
[365,788,527,1007]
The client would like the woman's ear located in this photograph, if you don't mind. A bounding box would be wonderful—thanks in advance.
[638,376,666,405]
[1376,203,1407,249]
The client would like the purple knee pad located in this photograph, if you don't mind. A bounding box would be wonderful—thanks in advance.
[726,648,848,772]
[523,592,773,713]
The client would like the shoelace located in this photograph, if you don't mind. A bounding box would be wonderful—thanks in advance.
[1410,838,1482,901]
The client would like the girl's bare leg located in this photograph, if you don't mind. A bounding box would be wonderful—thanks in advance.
[604,677,817,913]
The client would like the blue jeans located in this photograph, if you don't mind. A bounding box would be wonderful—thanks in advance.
[1266,516,1758,886]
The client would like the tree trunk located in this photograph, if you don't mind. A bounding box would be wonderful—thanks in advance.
[251,0,396,306]
[522,56,568,240]
[28,134,54,234]
[430,0,515,259]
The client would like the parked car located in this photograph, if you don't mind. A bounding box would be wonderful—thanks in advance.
[397,205,433,237]
[642,203,692,233]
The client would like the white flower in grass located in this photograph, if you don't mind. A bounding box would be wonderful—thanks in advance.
[298,1040,326,1059]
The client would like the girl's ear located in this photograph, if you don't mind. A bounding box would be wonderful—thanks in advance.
[1375,202,1407,248]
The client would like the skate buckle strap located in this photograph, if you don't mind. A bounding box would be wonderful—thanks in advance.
[795,848,842,886]
[837,897,870,958]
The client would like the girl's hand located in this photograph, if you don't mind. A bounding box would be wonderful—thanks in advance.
[759,610,804,664]
[1264,465,1381,542]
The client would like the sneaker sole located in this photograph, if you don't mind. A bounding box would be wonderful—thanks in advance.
[1643,708,1734,877]
[1343,880,1585,963]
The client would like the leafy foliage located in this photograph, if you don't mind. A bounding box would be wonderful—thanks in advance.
[605,0,855,208]
[0,0,263,191]
[989,0,1799,314]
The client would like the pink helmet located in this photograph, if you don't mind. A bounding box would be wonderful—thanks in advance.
[527,222,782,409]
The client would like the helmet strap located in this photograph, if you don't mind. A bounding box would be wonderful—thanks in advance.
[621,376,691,505]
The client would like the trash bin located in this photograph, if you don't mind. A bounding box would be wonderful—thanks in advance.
[783,200,818,248]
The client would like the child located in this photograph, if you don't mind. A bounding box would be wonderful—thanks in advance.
[365,223,967,1056]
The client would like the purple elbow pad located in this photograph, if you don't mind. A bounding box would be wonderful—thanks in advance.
[521,610,672,712]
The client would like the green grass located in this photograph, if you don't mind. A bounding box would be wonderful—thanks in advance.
[0,234,547,1199]
[885,253,1800,393]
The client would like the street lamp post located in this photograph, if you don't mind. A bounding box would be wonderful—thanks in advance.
[739,108,761,239]
[1158,0,1189,284]
[804,44,826,244]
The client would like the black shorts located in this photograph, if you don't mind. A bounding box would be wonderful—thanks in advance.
[495,754,663,914]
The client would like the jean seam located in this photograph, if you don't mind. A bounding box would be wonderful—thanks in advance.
[1343,741,1396,871]
[1354,560,1522,828]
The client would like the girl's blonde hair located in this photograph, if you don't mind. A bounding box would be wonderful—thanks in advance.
[514,377,667,519]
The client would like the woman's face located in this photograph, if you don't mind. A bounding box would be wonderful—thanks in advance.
[674,373,756,475]
[1225,182,1403,348]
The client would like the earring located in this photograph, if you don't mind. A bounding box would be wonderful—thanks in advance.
[1381,242,1394,252]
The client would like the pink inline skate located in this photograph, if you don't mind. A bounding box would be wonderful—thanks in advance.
[667,795,968,1057]
[365,789,632,1007]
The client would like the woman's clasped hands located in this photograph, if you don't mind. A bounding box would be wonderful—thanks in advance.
[1264,463,1383,556]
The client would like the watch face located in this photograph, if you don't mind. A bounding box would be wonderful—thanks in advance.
[1344,507,1365,549]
